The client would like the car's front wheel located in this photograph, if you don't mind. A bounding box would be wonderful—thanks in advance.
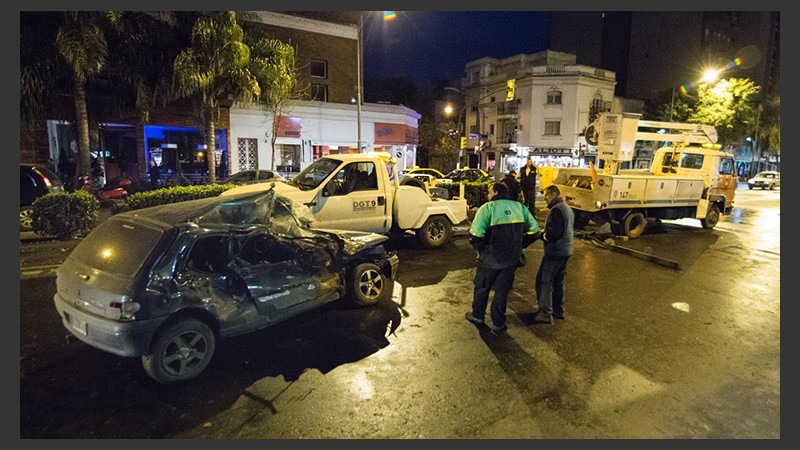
[349,262,392,306]
[142,318,216,383]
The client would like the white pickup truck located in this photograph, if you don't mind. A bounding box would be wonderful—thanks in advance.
[545,112,737,238]
[222,152,469,248]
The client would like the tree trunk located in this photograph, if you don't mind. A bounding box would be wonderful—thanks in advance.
[205,116,216,183]
[73,81,92,189]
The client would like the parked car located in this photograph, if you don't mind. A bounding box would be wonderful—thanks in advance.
[440,167,494,183]
[399,167,445,181]
[221,169,284,185]
[20,164,65,231]
[54,188,399,383]
[747,171,780,190]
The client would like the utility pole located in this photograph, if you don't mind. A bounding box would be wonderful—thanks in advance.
[356,13,363,152]
[750,105,761,176]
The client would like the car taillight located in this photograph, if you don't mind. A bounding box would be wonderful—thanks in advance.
[109,298,141,320]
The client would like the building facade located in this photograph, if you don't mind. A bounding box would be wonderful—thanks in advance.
[460,50,617,179]
[21,11,420,186]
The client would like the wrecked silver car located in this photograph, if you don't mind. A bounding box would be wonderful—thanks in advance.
[54,188,399,383]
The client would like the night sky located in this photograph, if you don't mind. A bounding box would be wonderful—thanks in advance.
[362,11,551,89]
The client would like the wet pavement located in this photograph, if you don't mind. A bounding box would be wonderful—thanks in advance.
[19,184,780,438]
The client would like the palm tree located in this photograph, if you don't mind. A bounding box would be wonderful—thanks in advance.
[54,11,121,187]
[172,11,260,183]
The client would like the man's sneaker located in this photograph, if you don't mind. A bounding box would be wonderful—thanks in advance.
[532,313,553,324]
[553,312,565,320]
[464,312,484,325]
[489,323,507,335]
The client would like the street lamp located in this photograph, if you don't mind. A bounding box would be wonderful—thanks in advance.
[443,102,467,169]
[669,68,721,121]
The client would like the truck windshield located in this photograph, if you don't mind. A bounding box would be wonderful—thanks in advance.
[290,158,341,191]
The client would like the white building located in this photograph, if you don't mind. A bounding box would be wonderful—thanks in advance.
[229,101,420,176]
[461,50,619,178]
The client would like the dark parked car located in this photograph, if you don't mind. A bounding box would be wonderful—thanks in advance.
[54,188,399,383]
[20,164,64,231]
[221,169,283,185]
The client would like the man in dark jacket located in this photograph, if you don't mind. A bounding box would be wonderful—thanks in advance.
[501,170,521,202]
[532,184,575,324]
[465,182,539,334]
[519,157,538,216]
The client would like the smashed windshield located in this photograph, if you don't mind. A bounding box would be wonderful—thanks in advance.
[290,158,341,190]
[195,191,275,227]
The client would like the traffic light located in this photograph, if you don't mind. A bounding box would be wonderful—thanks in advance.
[460,137,466,149]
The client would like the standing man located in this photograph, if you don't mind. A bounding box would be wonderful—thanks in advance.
[532,184,575,324]
[519,157,539,217]
[465,182,540,334]
[501,170,521,202]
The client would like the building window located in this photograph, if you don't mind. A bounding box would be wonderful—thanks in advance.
[311,84,328,102]
[544,121,561,136]
[489,124,495,135]
[310,59,327,79]
[546,90,562,105]
[237,138,257,170]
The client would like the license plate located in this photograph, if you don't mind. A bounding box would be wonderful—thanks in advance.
[69,315,87,336]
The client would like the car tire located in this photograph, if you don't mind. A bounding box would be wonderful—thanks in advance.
[142,318,216,383]
[623,212,646,239]
[349,262,392,306]
[416,215,452,249]
[748,185,753,190]
[769,183,775,190]
[700,203,721,229]
[20,207,34,231]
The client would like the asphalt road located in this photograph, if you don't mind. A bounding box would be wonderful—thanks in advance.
[18,185,781,438]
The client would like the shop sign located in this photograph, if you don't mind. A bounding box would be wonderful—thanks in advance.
[375,123,418,145]
[277,116,301,138]
[533,147,575,156]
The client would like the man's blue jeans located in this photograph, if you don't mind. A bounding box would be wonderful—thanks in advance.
[472,265,517,328]
[535,255,570,318]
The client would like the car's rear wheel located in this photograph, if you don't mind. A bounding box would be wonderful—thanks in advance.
[20,207,34,231]
[416,215,452,249]
[769,183,775,190]
[349,262,391,306]
[700,204,721,229]
[142,319,216,383]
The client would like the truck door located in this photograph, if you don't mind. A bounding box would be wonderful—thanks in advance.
[312,161,388,233]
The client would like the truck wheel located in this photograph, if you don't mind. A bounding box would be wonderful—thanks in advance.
[349,262,392,306]
[142,319,216,383]
[700,204,721,229]
[573,210,589,230]
[623,212,646,238]
[416,215,452,249]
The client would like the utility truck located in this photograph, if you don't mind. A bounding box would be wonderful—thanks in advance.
[222,152,468,248]
[546,112,737,238]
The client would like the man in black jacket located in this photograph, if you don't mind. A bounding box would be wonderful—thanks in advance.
[519,157,538,217]
[532,184,575,324]
[501,170,521,202]
[465,182,539,335]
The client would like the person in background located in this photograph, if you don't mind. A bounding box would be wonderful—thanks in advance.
[465,181,540,335]
[149,159,161,189]
[501,170,521,203]
[532,184,575,324]
[519,157,539,217]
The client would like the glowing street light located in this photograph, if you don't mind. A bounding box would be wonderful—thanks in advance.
[669,67,722,121]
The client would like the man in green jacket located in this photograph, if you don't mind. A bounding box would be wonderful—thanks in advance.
[465,181,540,335]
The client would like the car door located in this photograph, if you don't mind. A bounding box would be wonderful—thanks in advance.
[233,231,339,322]
[310,161,388,233]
